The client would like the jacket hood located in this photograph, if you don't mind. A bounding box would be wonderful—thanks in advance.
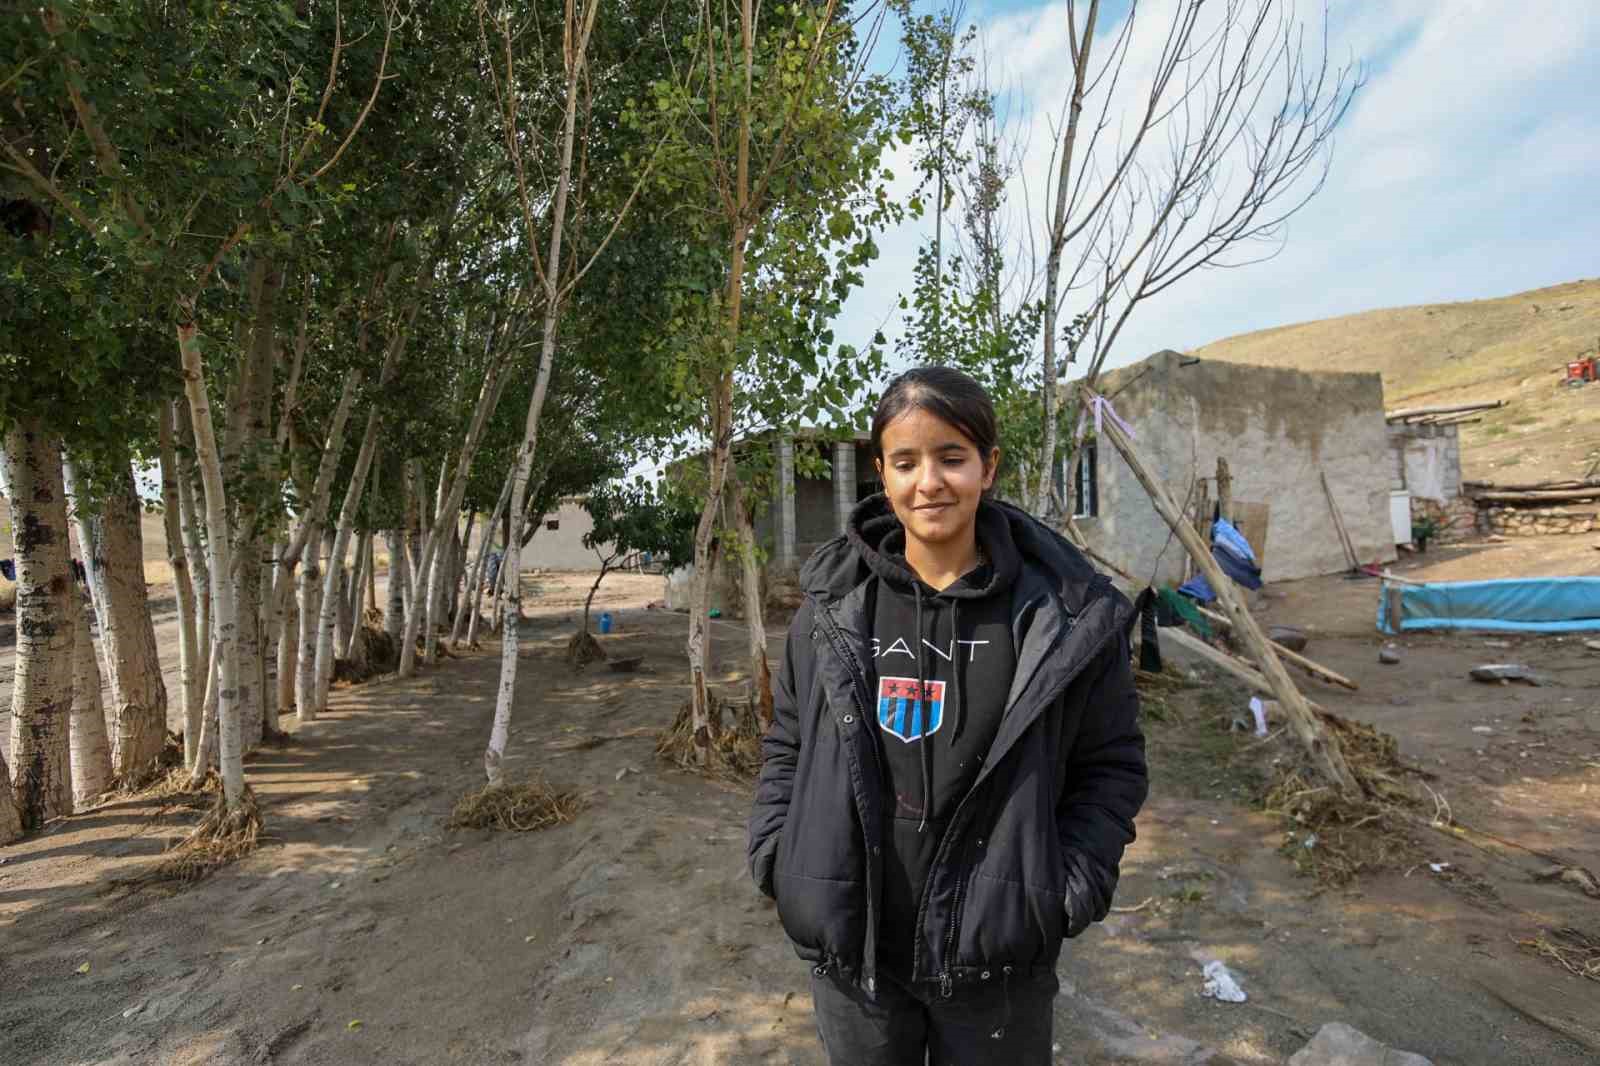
[846,494,1018,600]
[802,493,1107,614]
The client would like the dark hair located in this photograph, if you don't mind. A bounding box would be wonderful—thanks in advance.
[870,366,999,465]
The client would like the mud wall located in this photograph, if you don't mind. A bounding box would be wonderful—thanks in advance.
[1080,350,1398,584]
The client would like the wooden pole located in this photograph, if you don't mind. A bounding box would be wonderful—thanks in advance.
[1074,538,1359,692]
[1384,400,1505,421]
[1082,385,1361,797]
[1320,471,1361,570]
[1216,457,1232,523]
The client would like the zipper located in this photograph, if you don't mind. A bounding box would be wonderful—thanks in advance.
[926,588,1128,986]
[813,600,882,981]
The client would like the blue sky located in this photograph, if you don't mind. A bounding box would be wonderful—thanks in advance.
[840,0,1600,376]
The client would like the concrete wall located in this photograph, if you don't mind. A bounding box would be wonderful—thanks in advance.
[1080,350,1397,584]
[524,498,614,571]
[1385,421,1463,501]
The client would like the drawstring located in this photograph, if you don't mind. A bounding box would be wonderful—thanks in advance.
[950,598,964,745]
[915,582,931,834]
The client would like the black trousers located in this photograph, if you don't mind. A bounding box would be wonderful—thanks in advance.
[810,967,1058,1066]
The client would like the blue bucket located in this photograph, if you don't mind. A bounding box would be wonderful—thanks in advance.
[598,612,614,635]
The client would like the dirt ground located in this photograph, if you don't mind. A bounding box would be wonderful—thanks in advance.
[3,536,1599,1064]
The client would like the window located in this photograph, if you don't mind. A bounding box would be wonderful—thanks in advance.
[546,519,560,531]
[1073,445,1099,518]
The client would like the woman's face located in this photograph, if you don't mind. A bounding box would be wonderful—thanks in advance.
[875,406,998,551]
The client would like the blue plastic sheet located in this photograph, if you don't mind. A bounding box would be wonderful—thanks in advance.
[1377,577,1600,634]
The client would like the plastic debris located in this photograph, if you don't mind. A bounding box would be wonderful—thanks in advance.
[1428,863,1450,873]
[1201,960,1247,1002]
[1248,697,1268,737]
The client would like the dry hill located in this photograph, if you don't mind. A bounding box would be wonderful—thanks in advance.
[1192,279,1600,483]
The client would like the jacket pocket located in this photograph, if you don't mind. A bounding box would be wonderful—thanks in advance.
[959,871,1065,968]
[751,832,782,899]
[774,871,866,961]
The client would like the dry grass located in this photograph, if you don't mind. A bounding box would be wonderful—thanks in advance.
[656,696,764,779]
[119,787,264,887]
[1517,928,1600,983]
[447,778,584,833]
[1262,711,1428,885]
[566,629,607,669]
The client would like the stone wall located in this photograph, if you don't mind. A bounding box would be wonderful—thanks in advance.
[1480,503,1599,536]
[1412,495,1480,543]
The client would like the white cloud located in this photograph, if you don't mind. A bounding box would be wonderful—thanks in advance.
[836,0,1600,374]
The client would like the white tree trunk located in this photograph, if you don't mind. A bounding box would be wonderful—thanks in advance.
[259,548,279,736]
[424,513,469,663]
[384,530,406,642]
[402,352,507,676]
[297,529,327,723]
[87,459,169,779]
[60,461,115,712]
[158,402,203,765]
[461,472,513,648]
[68,587,112,806]
[342,529,372,657]
[313,423,381,714]
[235,539,264,749]
[174,416,211,680]
[687,374,735,763]
[730,475,774,727]
[0,748,21,844]
[335,530,359,655]
[3,420,76,827]
[177,321,245,808]
[277,590,299,719]
[187,640,221,786]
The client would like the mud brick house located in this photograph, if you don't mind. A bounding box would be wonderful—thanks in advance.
[1075,350,1398,583]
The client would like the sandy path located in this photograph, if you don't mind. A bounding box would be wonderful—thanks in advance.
[3,567,1598,1064]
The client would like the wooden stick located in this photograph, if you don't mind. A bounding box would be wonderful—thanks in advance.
[1083,385,1360,797]
[1192,604,1359,691]
[1472,487,1600,504]
[1320,471,1361,570]
[1215,457,1232,523]
[1385,400,1505,420]
[1073,534,1357,690]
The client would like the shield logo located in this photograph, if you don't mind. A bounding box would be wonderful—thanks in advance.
[876,676,945,743]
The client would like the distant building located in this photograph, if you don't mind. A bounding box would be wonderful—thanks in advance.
[1075,350,1399,583]
[751,430,876,571]
[522,497,614,571]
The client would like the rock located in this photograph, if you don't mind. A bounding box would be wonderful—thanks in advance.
[1378,645,1401,665]
[1269,625,1309,652]
[1288,1022,1432,1066]
[1469,663,1550,686]
[1584,639,1600,653]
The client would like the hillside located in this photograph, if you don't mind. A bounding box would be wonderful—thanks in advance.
[1191,279,1600,483]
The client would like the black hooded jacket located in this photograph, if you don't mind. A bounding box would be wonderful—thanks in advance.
[854,500,1022,978]
[747,495,1148,997]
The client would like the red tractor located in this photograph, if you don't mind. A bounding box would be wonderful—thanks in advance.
[1566,352,1599,386]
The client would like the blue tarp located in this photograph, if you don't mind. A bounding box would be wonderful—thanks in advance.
[1377,577,1600,634]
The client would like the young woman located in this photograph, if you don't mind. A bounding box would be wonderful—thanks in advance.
[748,367,1148,1064]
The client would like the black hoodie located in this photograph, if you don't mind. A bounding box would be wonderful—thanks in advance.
[850,499,1024,975]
